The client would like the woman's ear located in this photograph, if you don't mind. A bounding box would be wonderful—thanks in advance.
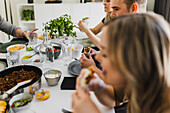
[129,3,138,13]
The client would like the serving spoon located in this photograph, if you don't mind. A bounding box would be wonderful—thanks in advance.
[0,79,32,99]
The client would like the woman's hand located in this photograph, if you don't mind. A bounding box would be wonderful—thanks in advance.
[76,68,115,108]
[76,20,89,33]
[72,86,100,113]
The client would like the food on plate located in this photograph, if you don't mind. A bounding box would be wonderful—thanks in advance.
[8,46,24,51]
[26,47,33,51]
[0,100,8,113]
[0,69,40,91]
[35,89,50,101]
[84,47,91,58]
[22,56,32,59]
[11,98,32,108]
[82,17,89,21]
[80,67,95,90]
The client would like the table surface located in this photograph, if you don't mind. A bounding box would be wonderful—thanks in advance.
[0,39,115,113]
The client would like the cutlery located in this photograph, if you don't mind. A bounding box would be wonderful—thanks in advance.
[61,108,72,113]
[1,79,32,99]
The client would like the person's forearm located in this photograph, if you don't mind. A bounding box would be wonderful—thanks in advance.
[94,85,115,108]
[84,29,101,49]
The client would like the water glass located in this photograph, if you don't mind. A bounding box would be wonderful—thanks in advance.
[6,53,19,67]
[63,44,72,66]
[28,33,37,45]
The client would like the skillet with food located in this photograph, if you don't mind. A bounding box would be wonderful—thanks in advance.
[0,65,42,92]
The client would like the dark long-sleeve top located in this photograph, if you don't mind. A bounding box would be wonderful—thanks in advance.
[0,15,18,37]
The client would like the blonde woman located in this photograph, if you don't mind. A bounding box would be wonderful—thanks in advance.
[77,0,112,49]
[72,13,170,113]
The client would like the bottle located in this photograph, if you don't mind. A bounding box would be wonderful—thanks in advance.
[39,33,54,63]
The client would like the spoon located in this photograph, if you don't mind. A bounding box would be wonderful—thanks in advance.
[61,108,72,113]
[22,53,37,59]
[1,79,32,99]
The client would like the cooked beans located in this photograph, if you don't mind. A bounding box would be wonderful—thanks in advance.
[0,69,39,91]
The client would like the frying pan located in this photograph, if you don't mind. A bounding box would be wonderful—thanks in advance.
[0,65,42,92]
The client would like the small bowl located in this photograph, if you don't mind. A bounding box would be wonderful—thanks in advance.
[32,56,44,67]
[7,44,26,56]
[71,44,83,59]
[44,69,62,86]
[9,93,33,113]
[53,46,61,59]
[21,54,33,64]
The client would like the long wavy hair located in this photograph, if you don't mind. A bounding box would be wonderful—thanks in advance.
[104,13,170,113]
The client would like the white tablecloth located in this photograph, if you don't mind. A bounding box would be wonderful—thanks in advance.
[0,42,115,113]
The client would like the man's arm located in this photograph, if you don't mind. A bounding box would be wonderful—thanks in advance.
[0,15,19,37]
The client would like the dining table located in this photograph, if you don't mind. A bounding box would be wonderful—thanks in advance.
[0,38,115,113]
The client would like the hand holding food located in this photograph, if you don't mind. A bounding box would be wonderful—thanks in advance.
[80,67,96,90]
[77,19,89,32]
[84,47,91,58]
[80,54,96,68]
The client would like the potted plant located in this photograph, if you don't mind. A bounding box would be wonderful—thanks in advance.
[43,14,77,39]
[22,9,34,21]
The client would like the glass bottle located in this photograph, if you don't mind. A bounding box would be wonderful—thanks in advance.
[39,32,54,63]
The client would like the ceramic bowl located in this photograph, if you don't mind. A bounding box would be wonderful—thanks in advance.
[7,44,26,56]
[9,93,33,113]
[53,46,61,59]
[20,54,33,64]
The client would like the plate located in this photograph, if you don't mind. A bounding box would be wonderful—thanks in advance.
[68,60,81,76]
[34,42,61,53]
[0,61,7,71]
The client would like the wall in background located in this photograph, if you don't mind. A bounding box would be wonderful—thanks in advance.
[147,0,155,11]
[11,0,81,27]
[1,0,155,42]
[11,0,155,27]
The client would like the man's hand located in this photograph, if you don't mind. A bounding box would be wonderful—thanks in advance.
[80,53,96,68]
[25,28,38,39]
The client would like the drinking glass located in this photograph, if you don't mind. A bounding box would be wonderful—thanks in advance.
[6,52,19,67]
[63,44,72,66]
[28,33,37,45]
